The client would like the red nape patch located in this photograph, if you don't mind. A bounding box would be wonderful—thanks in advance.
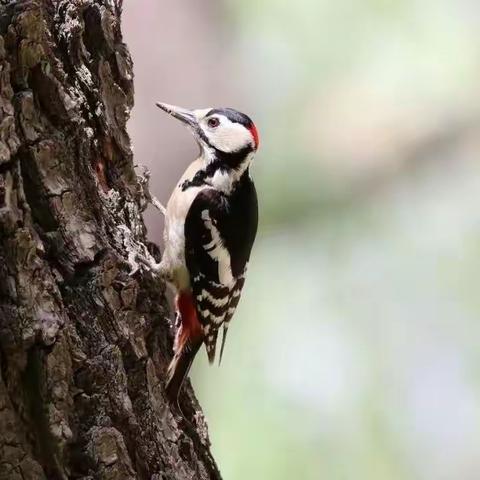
[248,123,260,150]
[176,292,203,348]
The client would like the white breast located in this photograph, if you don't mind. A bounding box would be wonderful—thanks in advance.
[161,158,205,290]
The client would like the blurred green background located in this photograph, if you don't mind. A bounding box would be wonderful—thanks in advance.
[124,1,480,478]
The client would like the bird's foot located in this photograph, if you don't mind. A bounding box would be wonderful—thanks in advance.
[133,250,164,276]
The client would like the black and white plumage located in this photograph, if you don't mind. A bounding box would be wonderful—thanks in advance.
[148,103,259,402]
[185,175,257,363]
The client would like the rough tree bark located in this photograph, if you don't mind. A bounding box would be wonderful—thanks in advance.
[0,1,221,479]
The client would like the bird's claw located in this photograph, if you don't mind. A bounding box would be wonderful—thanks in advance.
[133,250,163,276]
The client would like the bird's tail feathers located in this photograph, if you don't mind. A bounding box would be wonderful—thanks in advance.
[205,329,219,365]
[218,323,230,366]
[166,291,203,403]
[165,338,202,403]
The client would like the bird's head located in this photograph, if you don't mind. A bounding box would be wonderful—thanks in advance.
[156,102,259,156]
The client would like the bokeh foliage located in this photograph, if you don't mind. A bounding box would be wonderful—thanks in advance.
[192,1,480,479]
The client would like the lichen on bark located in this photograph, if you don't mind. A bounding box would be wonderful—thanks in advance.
[0,1,221,479]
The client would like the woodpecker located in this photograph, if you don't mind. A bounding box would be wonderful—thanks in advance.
[145,102,259,402]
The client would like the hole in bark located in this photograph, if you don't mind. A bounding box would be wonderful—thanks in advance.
[94,137,128,190]
[93,157,110,192]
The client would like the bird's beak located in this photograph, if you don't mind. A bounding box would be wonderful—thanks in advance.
[156,102,198,127]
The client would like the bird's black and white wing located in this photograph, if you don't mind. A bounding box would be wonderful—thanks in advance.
[184,175,258,363]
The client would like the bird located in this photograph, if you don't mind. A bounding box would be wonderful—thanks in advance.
[142,102,259,403]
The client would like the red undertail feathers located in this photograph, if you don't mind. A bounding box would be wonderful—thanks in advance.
[165,292,204,403]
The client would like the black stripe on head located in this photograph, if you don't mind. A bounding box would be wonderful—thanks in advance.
[207,108,254,128]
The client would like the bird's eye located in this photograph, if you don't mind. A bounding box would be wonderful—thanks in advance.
[207,117,220,128]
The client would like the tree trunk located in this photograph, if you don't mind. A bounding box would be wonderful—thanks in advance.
[0,1,221,479]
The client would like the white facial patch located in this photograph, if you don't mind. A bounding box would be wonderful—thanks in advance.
[198,114,253,153]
